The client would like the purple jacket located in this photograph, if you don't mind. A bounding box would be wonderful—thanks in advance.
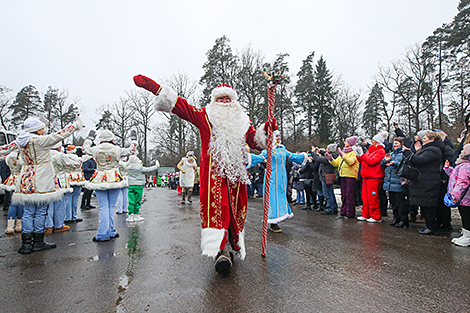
[445,162,470,206]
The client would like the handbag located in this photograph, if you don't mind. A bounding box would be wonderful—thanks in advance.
[325,173,336,185]
[396,154,421,181]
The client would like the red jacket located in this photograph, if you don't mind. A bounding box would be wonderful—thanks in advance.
[358,144,385,179]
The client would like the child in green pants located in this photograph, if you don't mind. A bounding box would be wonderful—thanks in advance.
[121,156,159,222]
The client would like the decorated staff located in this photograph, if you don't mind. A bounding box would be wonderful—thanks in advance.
[260,70,289,257]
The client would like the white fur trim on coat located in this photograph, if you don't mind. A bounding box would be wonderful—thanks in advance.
[200,228,226,258]
[85,179,128,190]
[237,229,246,260]
[268,212,294,225]
[12,189,67,205]
[254,124,268,150]
[155,86,178,113]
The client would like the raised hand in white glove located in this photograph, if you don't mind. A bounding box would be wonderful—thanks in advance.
[353,146,364,157]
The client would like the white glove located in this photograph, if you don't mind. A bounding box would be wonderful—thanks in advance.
[353,146,364,157]
[155,160,160,167]
[73,116,83,130]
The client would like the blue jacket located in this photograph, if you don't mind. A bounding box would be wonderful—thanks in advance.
[381,147,405,193]
[83,158,97,181]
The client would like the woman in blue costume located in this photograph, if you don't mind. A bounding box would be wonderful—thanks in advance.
[249,131,307,233]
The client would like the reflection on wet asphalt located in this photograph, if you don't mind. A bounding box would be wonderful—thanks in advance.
[1,187,470,312]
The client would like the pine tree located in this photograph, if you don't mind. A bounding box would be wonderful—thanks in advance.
[43,86,79,133]
[312,56,334,144]
[10,85,42,128]
[294,51,315,140]
[199,35,238,106]
[363,83,385,138]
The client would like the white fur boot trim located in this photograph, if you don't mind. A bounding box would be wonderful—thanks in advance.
[237,229,246,260]
[201,228,226,258]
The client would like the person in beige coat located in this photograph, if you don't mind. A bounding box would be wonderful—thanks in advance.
[0,116,82,254]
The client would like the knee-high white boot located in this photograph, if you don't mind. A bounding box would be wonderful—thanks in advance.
[5,217,14,234]
[452,228,470,247]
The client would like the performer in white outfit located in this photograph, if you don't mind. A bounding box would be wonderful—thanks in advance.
[177,151,197,204]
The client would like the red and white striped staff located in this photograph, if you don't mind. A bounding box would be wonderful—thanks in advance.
[261,71,286,257]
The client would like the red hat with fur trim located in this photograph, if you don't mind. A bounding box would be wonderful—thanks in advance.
[211,84,238,102]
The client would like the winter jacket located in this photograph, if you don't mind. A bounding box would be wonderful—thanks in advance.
[357,144,385,179]
[82,139,138,190]
[83,158,97,180]
[380,147,405,193]
[121,162,159,186]
[314,152,338,182]
[1,151,22,192]
[64,153,86,186]
[330,150,359,179]
[0,120,82,205]
[292,163,304,190]
[445,161,470,207]
[403,140,444,207]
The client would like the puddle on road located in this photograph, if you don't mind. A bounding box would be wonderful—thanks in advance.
[114,227,143,312]
[90,252,117,261]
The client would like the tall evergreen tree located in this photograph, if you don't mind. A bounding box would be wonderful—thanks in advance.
[295,51,315,140]
[312,56,335,144]
[199,35,238,106]
[363,83,385,138]
[10,85,42,128]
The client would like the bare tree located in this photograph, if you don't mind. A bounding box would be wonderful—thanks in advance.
[376,44,436,134]
[0,86,13,130]
[331,78,362,141]
[127,90,157,166]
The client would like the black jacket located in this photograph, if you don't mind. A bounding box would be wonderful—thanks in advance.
[314,152,337,182]
[83,158,97,181]
[403,140,444,207]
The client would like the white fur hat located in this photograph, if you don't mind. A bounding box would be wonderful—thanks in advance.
[211,84,238,102]
[23,117,45,133]
[99,130,115,142]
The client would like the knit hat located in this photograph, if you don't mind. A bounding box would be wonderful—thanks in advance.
[211,84,238,102]
[66,145,76,153]
[99,130,115,142]
[372,131,388,144]
[461,144,470,157]
[23,117,45,133]
[326,143,337,152]
[417,130,430,140]
[346,136,358,146]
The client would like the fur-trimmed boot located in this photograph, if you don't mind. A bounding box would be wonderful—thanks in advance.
[5,217,15,234]
[215,245,233,275]
[452,228,470,247]
[32,232,56,252]
[18,233,33,254]
[14,219,22,233]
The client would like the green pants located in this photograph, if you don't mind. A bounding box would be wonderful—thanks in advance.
[128,185,144,215]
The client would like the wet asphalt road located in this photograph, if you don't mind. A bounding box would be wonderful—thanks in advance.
[1,187,470,313]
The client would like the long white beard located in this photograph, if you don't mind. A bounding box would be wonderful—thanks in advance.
[206,100,251,184]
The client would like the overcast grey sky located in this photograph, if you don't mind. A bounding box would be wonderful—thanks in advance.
[0,0,459,129]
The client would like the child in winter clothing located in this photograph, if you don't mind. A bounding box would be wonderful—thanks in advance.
[120,155,159,222]
[3,151,23,234]
[444,143,470,246]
